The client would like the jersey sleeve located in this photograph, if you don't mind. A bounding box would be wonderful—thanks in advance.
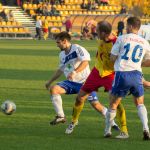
[58,53,65,71]
[111,36,122,56]
[76,45,91,61]
[144,42,150,60]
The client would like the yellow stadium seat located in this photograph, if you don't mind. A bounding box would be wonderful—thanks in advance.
[62,5,66,9]
[41,16,46,21]
[18,28,24,33]
[0,27,3,32]
[24,28,30,33]
[46,16,51,21]
[61,16,66,21]
[30,10,35,16]
[3,28,8,32]
[7,21,11,26]
[33,4,37,9]
[73,11,78,15]
[56,16,61,21]
[13,28,19,32]
[28,4,33,9]
[66,5,71,9]
[76,5,81,10]
[16,22,22,26]
[12,21,17,26]
[69,0,74,4]
[69,11,73,15]
[8,28,13,32]
[51,16,56,21]
[71,5,76,10]
[48,22,53,27]
[65,0,69,4]
[53,22,58,26]
[92,11,97,15]
[58,22,62,27]
[87,11,91,15]
[1,21,6,26]
[23,3,27,10]
[56,5,61,10]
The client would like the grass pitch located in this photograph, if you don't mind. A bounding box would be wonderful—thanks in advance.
[0,40,150,150]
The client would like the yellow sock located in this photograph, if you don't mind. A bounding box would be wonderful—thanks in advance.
[116,103,128,133]
[72,103,84,123]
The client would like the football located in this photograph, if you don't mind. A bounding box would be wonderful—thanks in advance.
[1,100,16,115]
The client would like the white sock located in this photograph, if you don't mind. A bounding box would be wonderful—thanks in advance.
[137,104,149,131]
[102,107,117,127]
[51,94,65,117]
[101,106,107,116]
[105,109,116,133]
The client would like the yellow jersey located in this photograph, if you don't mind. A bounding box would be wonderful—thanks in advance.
[95,38,116,77]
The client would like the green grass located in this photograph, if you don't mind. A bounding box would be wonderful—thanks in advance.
[0,40,150,150]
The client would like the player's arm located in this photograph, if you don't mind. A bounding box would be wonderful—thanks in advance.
[45,69,63,90]
[110,54,118,62]
[143,78,150,89]
[110,37,121,62]
[142,59,150,67]
[67,60,89,80]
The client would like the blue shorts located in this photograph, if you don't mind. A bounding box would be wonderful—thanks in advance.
[57,80,98,101]
[111,71,144,97]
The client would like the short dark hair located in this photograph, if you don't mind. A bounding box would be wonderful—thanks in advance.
[55,31,71,41]
[127,16,141,30]
[97,21,112,34]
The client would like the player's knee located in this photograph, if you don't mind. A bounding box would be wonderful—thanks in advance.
[50,85,60,95]
[75,95,84,106]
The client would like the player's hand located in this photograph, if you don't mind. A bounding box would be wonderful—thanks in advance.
[45,81,51,90]
[67,71,76,81]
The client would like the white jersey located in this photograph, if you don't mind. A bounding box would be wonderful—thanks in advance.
[59,44,91,83]
[111,33,150,72]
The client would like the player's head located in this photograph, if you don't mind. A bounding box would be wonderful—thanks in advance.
[55,31,71,50]
[126,16,141,34]
[96,21,112,41]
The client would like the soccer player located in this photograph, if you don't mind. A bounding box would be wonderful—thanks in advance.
[104,16,150,140]
[65,21,128,138]
[45,31,118,127]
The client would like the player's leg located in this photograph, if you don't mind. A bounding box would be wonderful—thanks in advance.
[89,93,119,131]
[49,84,66,125]
[65,89,90,134]
[104,94,121,137]
[134,95,150,140]
[50,80,83,125]
[116,103,129,138]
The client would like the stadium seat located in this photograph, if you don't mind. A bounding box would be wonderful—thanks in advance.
[41,16,46,21]
[48,22,53,27]
[46,16,51,21]
[8,28,13,32]
[23,3,27,10]
[16,22,22,26]
[13,28,19,32]
[11,21,17,26]
[66,5,71,9]
[51,16,56,21]
[0,27,3,32]
[62,5,66,10]
[28,4,33,9]
[1,21,6,26]
[33,4,37,9]
[3,28,8,32]
[56,5,61,10]
[6,21,11,26]
[56,16,61,21]
[18,28,24,33]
